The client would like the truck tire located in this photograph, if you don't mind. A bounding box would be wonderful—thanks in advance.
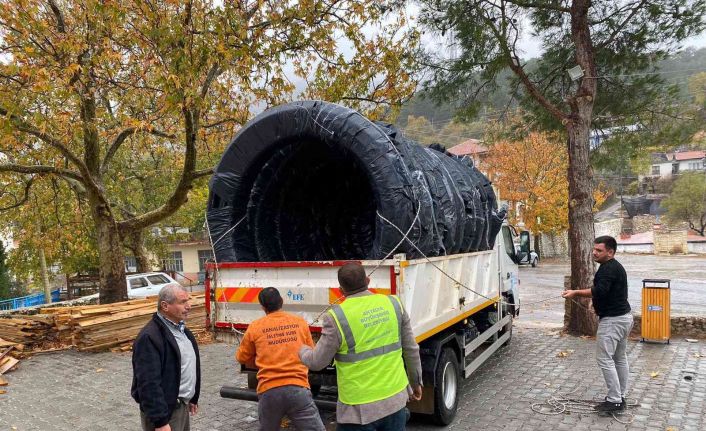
[432,348,459,425]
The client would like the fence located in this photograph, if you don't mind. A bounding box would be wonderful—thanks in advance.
[0,289,60,311]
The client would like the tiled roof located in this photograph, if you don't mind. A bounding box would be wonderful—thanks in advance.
[673,150,706,161]
[447,139,488,156]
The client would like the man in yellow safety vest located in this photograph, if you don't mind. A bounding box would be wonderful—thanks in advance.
[299,262,422,430]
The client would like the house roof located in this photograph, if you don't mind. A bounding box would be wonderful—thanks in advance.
[673,150,706,161]
[447,139,488,157]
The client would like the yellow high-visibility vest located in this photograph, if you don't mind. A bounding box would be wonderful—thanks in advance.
[328,294,409,405]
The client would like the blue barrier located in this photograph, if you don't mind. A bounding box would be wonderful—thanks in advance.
[0,289,61,311]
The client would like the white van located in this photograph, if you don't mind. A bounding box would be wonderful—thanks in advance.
[127,272,179,298]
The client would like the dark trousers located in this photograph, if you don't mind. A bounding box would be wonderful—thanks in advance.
[258,385,326,431]
[140,400,189,431]
[336,407,408,431]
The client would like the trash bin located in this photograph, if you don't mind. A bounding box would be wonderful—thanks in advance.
[641,279,670,343]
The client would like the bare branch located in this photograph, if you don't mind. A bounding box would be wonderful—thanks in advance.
[0,106,85,170]
[0,163,83,181]
[503,0,570,13]
[0,177,34,211]
[47,0,66,33]
[596,0,648,50]
[479,7,568,122]
[200,63,221,100]
[193,167,215,179]
[101,126,177,174]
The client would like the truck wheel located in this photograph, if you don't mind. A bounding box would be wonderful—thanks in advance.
[432,348,459,425]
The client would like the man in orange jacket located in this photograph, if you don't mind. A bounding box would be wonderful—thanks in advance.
[236,287,325,431]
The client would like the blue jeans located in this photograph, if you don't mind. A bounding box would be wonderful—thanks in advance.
[336,407,408,431]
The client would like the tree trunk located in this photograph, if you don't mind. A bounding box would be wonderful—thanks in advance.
[125,230,151,272]
[38,247,52,303]
[91,200,128,303]
[564,118,599,335]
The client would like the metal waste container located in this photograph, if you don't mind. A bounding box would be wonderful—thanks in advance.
[641,279,670,343]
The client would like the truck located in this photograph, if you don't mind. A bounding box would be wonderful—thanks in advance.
[207,224,522,425]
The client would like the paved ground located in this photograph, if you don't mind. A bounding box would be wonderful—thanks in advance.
[2,254,705,430]
[518,254,706,328]
[1,327,704,430]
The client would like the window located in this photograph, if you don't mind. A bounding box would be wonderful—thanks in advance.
[198,249,214,271]
[651,165,660,175]
[124,256,137,272]
[129,277,148,289]
[147,274,170,285]
[501,226,517,263]
[161,251,183,272]
[672,163,679,174]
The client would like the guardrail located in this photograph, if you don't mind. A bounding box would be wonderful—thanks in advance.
[0,289,60,311]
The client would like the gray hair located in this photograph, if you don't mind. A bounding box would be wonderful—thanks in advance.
[157,283,188,311]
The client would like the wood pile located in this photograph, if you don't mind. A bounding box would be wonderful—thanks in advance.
[0,294,207,353]
[0,341,21,379]
[41,294,207,352]
[0,314,55,345]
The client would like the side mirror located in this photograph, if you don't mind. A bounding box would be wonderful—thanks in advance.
[520,231,531,254]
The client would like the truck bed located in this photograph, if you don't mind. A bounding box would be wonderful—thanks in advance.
[207,249,501,343]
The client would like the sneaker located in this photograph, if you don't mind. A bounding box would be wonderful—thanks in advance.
[594,400,625,412]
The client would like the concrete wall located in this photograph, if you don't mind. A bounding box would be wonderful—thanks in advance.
[539,219,623,258]
[632,215,656,234]
[595,218,622,238]
[631,314,706,338]
[617,243,654,254]
[538,231,569,258]
[653,228,688,255]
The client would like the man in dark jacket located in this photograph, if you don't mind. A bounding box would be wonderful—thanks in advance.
[132,283,201,431]
[562,236,633,413]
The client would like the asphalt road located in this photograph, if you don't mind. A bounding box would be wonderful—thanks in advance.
[517,253,706,328]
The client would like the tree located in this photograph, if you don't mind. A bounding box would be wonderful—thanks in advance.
[419,0,705,335]
[662,172,706,235]
[0,241,12,300]
[485,130,606,234]
[0,1,418,303]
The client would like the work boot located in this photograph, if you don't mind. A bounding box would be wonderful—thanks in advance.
[594,399,625,412]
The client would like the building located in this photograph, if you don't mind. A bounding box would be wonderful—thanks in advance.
[447,139,488,167]
[125,231,214,286]
[646,150,706,179]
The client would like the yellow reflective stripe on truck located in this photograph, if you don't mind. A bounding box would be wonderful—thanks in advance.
[415,297,499,344]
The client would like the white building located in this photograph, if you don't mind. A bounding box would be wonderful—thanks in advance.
[647,150,706,179]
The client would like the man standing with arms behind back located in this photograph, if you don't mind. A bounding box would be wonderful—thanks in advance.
[562,235,633,413]
[300,262,422,430]
[132,283,201,431]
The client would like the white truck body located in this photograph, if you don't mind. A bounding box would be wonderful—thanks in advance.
[209,247,515,344]
[212,226,521,424]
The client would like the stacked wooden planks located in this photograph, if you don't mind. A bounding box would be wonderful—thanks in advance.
[0,314,55,345]
[41,294,207,352]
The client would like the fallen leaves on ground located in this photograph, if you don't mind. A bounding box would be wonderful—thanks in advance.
[650,371,660,378]
[557,350,574,358]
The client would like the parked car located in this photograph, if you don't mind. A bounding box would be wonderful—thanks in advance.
[127,272,179,298]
